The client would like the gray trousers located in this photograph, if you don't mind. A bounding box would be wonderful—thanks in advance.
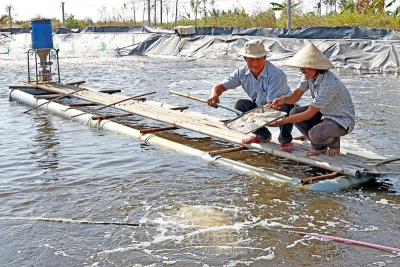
[289,106,348,150]
[234,99,294,143]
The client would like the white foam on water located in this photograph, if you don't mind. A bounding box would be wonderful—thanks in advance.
[92,204,276,264]
[176,205,228,227]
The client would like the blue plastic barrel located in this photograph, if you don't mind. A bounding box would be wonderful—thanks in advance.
[30,19,53,49]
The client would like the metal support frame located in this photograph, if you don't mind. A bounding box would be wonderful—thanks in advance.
[27,48,61,84]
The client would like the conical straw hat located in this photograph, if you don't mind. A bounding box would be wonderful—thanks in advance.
[286,43,335,69]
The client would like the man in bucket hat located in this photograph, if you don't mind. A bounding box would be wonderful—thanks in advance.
[268,42,355,157]
[207,39,295,152]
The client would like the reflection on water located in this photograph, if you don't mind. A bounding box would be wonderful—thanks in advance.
[32,115,60,171]
[0,55,399,266]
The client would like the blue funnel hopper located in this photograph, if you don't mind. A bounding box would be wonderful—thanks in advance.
[30,19,54,82]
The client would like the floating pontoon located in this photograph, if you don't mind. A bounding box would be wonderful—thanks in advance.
[9,81,400,190]
[7,19,400,191]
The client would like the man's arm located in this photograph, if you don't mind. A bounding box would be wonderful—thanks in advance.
[270,105,320,127]
[268,88,304,109]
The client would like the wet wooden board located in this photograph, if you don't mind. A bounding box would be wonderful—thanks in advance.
[362,157,400,175]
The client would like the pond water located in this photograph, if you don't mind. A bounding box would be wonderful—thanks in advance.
[0,53,399,266]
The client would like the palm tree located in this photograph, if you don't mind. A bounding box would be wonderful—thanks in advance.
[270,0,300,28]
[270,1,300,18]
[0,14,7,23]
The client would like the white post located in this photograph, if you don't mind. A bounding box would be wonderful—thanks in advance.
[175,0,178,26]
[287,0,291,29]
[61,2,65,27]
[319,0,322,16]
[7,6,12,29]
[147,0,151,26]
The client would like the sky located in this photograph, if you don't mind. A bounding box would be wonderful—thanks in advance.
[3,0,400,23]
[4,0,256,22]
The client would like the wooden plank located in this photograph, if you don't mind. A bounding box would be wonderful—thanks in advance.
[208,146,247,156]
[91,114,132,120]
[70,91,156,118]
[10,87,52,95]
[9,85,40,89]
[98,89,122,94]
[33,94,63,99]
[363,157,400,174]
[140,126,179,134]
[74,83,121,94]
[69,103,98,107]
[64,81,85,86]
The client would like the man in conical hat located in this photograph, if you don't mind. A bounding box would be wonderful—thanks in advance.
[207,39,295,152]
[268,42,355,157]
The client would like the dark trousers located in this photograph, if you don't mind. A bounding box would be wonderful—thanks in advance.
[289,106,348,150]
[234,99,294,143]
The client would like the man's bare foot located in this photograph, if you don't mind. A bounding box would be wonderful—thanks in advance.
[326,148,340,157]
[306,148,328,157]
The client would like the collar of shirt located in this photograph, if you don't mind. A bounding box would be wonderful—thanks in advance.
[314,73,325,86]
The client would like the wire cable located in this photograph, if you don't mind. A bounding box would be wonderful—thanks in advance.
[1,216,400,253]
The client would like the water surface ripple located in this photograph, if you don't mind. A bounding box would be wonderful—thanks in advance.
[0,56,399,266]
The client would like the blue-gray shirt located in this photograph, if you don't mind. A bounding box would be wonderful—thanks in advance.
[222,61,291,106]
[297,70,356,132]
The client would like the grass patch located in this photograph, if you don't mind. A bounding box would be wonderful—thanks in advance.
[1,8,399,31]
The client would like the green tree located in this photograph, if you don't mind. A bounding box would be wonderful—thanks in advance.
[385,0,399,17]
[343,0,387,13]
[0,14,8,24]
[65,14,81,28]
[270,1,301,18]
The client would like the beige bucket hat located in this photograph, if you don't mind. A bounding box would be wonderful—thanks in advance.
[286,43,335,69]
[236,39,271,58]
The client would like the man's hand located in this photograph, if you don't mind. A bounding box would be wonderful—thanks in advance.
[267,97,284,110]
[268,118,282,127]
[208,84,227,108]
[207,96,220,108]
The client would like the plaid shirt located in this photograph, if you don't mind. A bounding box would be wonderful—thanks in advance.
[297,70,355,132]
[222,61,291,106]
